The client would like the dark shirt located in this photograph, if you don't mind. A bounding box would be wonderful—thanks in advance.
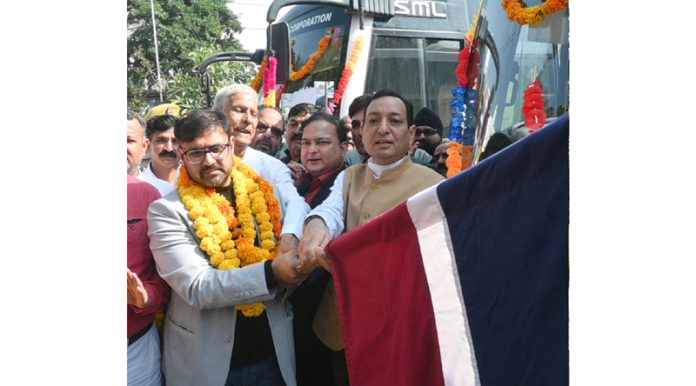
[297,166,344,209]
[216,185,278,367]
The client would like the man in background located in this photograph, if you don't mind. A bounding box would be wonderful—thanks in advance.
[141,113,180,196]
[127,111,148,177]
[252,106,285,159]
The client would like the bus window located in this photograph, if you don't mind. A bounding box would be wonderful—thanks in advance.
[365,36,423,108]
[424,39,462,138]
[280,6,351,110]
[366,35,461,130]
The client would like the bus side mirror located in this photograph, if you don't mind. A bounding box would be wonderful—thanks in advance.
[268,22,291,84]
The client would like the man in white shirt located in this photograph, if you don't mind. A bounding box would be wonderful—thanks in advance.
[140,113,180,196]
[213,84,310,242]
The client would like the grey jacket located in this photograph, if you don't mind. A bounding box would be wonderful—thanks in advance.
[147,192,296,386]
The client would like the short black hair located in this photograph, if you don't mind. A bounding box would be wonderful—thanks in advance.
[288,103,319,119]
[146,114,179,140]
[348,94,373,118]
[174,109,231,144]
[364,89,414,126]
[300,112,348,144]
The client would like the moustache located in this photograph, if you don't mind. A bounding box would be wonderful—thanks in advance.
[158,151,178,159]
[290,133,303,141]
[200,165,223,175]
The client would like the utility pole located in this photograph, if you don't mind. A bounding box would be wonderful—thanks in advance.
[150,0,163,102]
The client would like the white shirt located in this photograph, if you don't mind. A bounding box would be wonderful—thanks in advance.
[309,156,408,238]
[242,147,310,239]
[138,163,179,197]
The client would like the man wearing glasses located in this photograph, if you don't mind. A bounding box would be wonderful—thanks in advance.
[147,109,308,386]
[252,106,285,159]
[412,107,444,157]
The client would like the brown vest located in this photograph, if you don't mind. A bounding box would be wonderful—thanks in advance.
[312,158,444,350]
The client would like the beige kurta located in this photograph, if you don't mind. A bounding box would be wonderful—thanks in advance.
[313,157,444,351]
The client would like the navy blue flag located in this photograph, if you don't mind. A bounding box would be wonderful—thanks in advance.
[327,114,569,386]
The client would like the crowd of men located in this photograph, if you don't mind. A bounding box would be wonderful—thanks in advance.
[127,84,511,386]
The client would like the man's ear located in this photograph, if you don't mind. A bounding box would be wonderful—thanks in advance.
[408,124,417,141]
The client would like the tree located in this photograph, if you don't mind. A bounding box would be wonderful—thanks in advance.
[128,0,255,113]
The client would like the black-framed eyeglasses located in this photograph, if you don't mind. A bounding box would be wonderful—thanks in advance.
[256,123,284,138]
[415,127,438,137]
[180,144,231,164]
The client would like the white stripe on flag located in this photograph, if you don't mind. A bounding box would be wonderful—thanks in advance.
[407,186,480,386]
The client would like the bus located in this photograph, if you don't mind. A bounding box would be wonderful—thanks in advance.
[267,0,481,132]
[203,0,569,165]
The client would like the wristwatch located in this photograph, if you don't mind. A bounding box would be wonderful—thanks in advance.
[303,214,326,227]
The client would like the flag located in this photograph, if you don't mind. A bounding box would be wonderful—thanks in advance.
[326,114,569,386]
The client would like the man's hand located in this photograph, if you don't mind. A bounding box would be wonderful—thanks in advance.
[271,234,308,288]
[298,217,334,274]
[127,269,149,309]
[287,161,308,187]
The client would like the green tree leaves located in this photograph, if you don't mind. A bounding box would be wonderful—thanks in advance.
[127,0,255,114]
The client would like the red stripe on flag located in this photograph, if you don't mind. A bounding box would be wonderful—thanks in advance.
[327,203,446,386]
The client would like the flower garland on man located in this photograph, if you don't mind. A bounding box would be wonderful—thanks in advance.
[147,108,307,385]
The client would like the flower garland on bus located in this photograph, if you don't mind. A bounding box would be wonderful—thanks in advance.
[250,57,269,92]
[177,157,282,317]
[328,34,365,114]
[502,0,569,26]
[522,79,547,132]
[447,35,480,177]
[262,56,277,107]
[291,30,333,81]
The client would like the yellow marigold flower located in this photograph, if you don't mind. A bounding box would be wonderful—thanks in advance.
[210,252,225,266]
[218,259,239,270]
[196,225,213,239]
[221,240,236,250]
[224,249,238,260]
[237,303,265,317]
[238,213,254,224]
[260,231,274,241]
[213,221,228,235]
[219,231,232,241]
[259,222,273,232]
[261,239,276,251]
[200,236,214,250]
[189,205,205,218]
[194,217,210,228]
[242,228,256,239]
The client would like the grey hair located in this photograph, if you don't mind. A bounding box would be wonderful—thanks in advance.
[212,84,258,113]
[127,110,146,128]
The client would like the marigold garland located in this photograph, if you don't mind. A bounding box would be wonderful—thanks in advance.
[178,157,282,317]
[331,35,365,110]
[250,57,269,92]
[291,31,333,81]
[502,0,568,26]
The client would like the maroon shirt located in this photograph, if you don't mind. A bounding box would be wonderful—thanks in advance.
[127,176,170,338]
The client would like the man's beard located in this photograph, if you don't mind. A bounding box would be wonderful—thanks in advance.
[418,141,438,156]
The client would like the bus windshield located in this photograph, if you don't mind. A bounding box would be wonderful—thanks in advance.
[278,6,351,112]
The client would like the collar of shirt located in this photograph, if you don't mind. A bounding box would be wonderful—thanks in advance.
[305,164,344,204]
[367,156,408,179]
